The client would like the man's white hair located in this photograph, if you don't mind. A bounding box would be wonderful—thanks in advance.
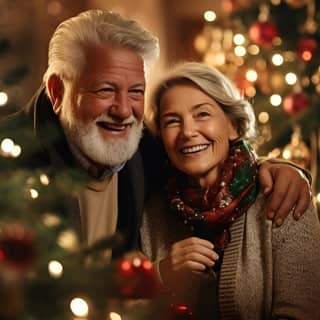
[43,9,159,93]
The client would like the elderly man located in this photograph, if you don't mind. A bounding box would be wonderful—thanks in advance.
[0,10,311,257]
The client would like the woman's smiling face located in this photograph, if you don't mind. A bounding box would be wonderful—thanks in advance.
[159,83,238,187]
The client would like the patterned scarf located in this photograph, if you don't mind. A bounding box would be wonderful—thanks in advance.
[167,140,259,256]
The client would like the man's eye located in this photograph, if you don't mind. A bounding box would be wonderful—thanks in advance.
[97,87,114,93]
[129,89,144,95]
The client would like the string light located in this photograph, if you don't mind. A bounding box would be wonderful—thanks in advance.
[48,260,63,278]
[203,10,216,22]
[0,92,8,106]
[40,174,50,185]
[109,312,122,320]
[70,297,89,317]
[29,188,39,199]
[285,72,297,85]
[271,53,284,66]
[1,138,14,153]
[270,94,282,106]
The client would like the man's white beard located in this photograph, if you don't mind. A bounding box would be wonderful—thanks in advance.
[61,112,143,167]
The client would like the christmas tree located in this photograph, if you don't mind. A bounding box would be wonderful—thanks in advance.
[193,0,320,211]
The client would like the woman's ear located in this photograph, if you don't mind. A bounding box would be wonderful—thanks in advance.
[47,74,64,115]
[228,119,240,141]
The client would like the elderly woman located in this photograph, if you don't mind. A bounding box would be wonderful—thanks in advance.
[141,62,320,319]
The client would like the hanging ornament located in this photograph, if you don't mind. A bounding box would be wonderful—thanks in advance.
[284,0,311,8]
[249,21,278,48]
[283,91,309,115]
[282,126,311,169]
[116,254,162,299]
[0,224,36,271]
[297,37,317,61]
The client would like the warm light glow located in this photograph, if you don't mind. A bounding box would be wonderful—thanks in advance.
[70,297,89,317]
[245,86,256,97]
[109,312,122,320]
[193,35,208,53]
[233,33,245,45]
[40,174,50,185]
[301,51,312,61]
[285,72,297,85]
[316,193,320,203]
[57,229,79,251]
[1,138,14,153]
[48,260,63,278]
[11,145,22,158]
[0,92,8,106]
[258,112,269,124]
[203,10,216,22]
[247,44,259,55]
[120,260,131,272]
[234,46,246,57]
[270,94,282,106]
[271,54,284,66]
[132,257,142,267]
[270,0,281,4]
[246,69,258,82]
[311,74,319,84]
[42,212,61,227]
[142,260,153,270]
[29,188,39,199]
[282,149,292,160]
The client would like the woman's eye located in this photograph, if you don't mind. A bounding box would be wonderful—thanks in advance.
[162,119,179,127]
[197,111,210,118]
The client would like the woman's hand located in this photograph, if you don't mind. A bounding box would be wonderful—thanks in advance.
[258,161,311,226]
[159,237,219,288]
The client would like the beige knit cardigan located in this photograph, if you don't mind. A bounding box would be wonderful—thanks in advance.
[141,192,320,319]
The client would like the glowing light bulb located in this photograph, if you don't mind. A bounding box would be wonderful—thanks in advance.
[234,46,246,57]
[316,193,320,203]
[1,138,14,153]
[48,260,63,278]
[0,92,8,106]
[270,94,282,106]
[30,188,39,199]
[70,297,89,317]
[109,312,122,320]
[246,69,258,82]
[285,72,297,85]
[258,112,269,124]
[272,54,284,66]
[233,33,245,45]
[203,10,216,22]
[40,174,50,185]
[11,144,22,157]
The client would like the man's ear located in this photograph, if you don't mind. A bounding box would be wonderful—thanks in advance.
[47,74,64,115]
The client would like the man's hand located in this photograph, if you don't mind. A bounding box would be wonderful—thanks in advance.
[259,161,311,226]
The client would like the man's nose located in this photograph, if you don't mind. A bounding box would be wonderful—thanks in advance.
[110,92,131,120]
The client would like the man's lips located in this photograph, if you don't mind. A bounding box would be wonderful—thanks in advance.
[96,121,132,131]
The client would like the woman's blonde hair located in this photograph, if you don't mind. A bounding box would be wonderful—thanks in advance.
[146,62,257,141]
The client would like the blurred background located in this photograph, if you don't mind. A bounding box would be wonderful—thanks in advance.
[0,0,319,204]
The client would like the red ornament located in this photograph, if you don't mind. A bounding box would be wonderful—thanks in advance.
[167,304,193,320]
[116,255,162,299]
[297,37,317,61]
[249,21,278,47]
[283,92,309,115]
[0,224,36,270]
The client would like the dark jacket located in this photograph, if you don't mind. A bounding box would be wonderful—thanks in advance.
[0,86,163,257]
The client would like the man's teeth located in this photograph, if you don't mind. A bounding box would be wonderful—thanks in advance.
[181,144,208,154]
[97,122,129,131]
